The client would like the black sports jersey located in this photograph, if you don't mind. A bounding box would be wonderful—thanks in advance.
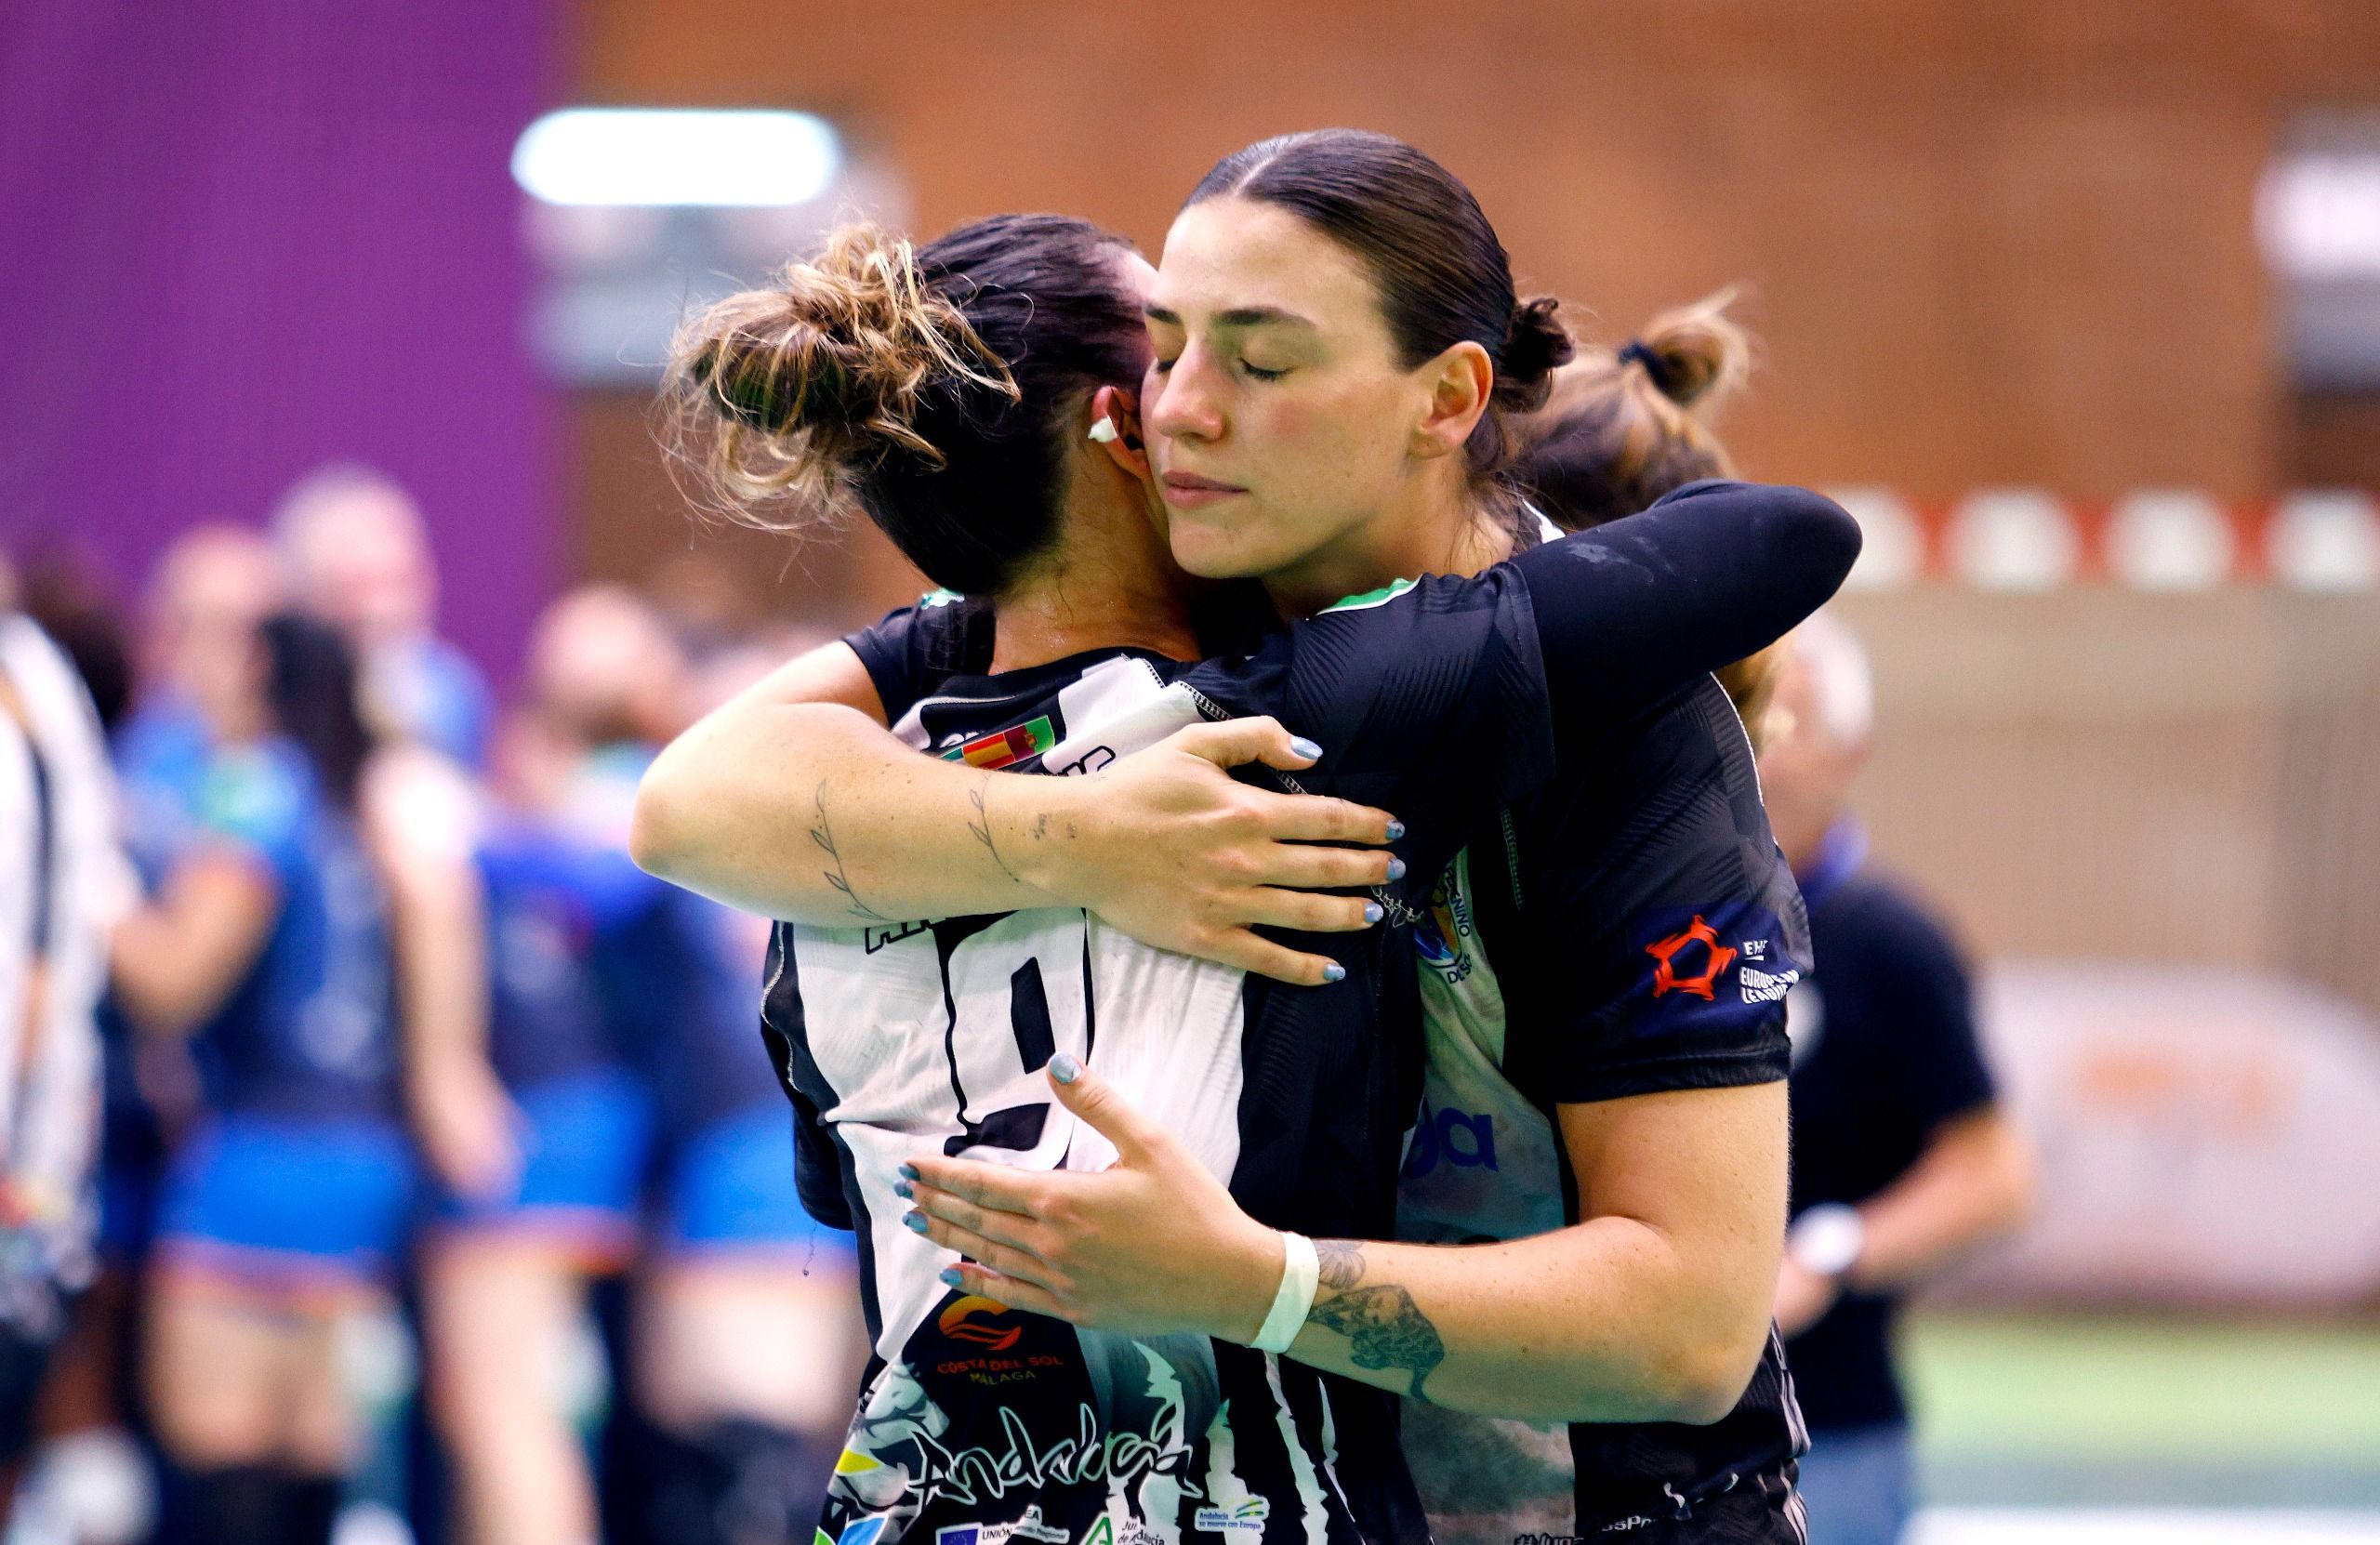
[1395,678,1811,1544]
[1783,822,1995,1434]
[1394,502,1818,1544]
[777,483,1857,1545]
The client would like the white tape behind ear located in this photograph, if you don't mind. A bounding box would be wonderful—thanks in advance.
[1087,416,1120,444]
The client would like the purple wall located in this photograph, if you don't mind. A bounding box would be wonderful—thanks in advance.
[0,0,557,675]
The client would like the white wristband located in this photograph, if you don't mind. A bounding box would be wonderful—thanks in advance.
[1251,1232,1320,1354]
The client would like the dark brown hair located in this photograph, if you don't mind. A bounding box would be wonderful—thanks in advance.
[662,216,1147,598]
[259,612,373,811]
[1186,129,1575,482]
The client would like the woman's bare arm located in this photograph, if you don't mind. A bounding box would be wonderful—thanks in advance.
[906,1064,1786,1427]
[110,852,278,1037]
[362,748,519,1199]
[630,642,1398,984]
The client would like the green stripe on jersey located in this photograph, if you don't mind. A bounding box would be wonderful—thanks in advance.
[1320,576,1417,614]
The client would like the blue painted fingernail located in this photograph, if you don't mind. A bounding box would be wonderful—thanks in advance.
[1323,963,1346,983]
[892,1179,914,1199]
[1385,819,1406,841]
[1289,736,1323,759]
[1363,902,1382,924]
[1050,1052,1081,1084]
[898,1162,920,1182]
[939,1266,965,1288]
[1386,857,1407,881]
[903,1210,928,1233]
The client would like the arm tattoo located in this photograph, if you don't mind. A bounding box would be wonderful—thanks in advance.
[967,773,1023,886]
[1316,1239,1367,1291]
[809,778,888,922]
[1304,1240,1448,1404]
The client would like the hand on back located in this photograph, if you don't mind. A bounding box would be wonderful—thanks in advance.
[1036,717,1403,986]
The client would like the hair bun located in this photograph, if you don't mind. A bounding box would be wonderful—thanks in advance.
[663,223,1015,535]
[1624,290,1750,409]
[1495,295,1575,413]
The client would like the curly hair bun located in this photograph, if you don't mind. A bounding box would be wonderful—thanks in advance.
[661,223,1016,533]
[1491,295,1576,414]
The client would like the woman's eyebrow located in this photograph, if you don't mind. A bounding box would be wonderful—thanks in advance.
[1144,303,1316,331]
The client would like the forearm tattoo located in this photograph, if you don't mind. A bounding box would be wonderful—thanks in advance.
[1305,1240,1448,1404]
[966,773,1023,886]
[810,778,888,922]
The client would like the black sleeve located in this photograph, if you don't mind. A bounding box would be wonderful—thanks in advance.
[1170,480,1856,895]
[1503,677,1805,1104]
[840,595,992,723]
[1509,480,1860,721]
[1869,896,1997,1131]
[1176,563,1558,892]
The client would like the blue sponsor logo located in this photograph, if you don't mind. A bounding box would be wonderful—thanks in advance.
[1400,1101,1500,1179]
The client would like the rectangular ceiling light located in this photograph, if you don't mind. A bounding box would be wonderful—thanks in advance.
[512,108,841,207]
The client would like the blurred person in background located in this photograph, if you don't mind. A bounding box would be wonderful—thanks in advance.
[1758,614,2035,1545]
[412,589,664,1545]
[616,634,864,1545]
[0,594,128,1529]
[21,529,293,1545]
[115,532,288,831]
[515,595,860,1545]
[272,465,495,769]
[106,607,430,1545]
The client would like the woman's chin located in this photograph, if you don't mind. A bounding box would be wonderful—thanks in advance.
[1167,524,1272,582]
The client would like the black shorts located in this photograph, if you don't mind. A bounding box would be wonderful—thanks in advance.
[1570,1469,1805,1544]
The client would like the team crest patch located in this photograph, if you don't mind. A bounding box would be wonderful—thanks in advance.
[1646,915,1738,1000]
[1627,903,1797,1035]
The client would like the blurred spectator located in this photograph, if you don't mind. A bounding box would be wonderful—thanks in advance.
[272,465,495,768]
[0,602,129,1528]
[13,552,135,735]
[416,590,667,1545]
[24,528,289,1545]
[615,635,863,1545]
[118,530,288,821]
[109,610,419,1545]
[1762,614,2037,1545]
[511,597,863,1544]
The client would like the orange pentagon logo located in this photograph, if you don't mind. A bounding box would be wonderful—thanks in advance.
[1645,915,1739,1001]
[938,1296,1022,1352]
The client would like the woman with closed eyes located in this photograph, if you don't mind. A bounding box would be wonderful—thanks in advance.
[639,131,1849,1544]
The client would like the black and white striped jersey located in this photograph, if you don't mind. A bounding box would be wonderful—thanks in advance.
[772,565,1561,1545]
[765,483,1861,1545]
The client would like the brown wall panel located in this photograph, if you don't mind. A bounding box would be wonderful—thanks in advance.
[567,1,2380,1008]
[573,0,2380,531]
